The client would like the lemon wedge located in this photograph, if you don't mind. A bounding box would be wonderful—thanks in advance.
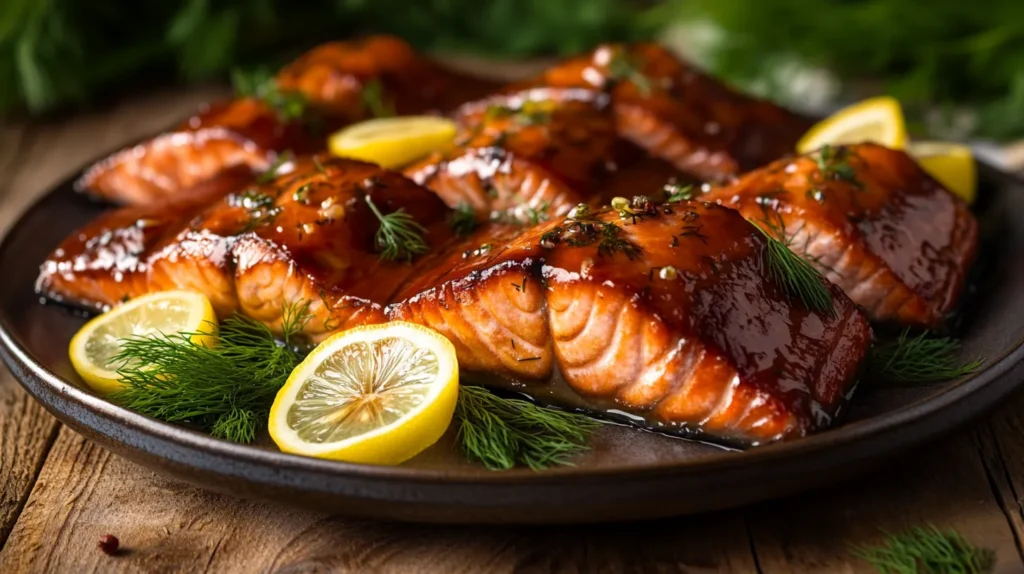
[269,321,459,465]
[69,291,217,395]
[797,96,908,153]
[327,116,457,169]
[909,141,977,204]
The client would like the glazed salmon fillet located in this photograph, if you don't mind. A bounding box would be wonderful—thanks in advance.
[513,43,812,181]
[78,36,498,207]
[704,143,978,328]
[404,87,641,223]
[41,156,454,340]
[389,200,871,445]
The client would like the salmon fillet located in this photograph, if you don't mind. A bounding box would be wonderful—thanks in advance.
[389,201,871,445]
[78,36,497,207]
[404,87,644,223]
[704,143,978,328]
[511,43,813,181]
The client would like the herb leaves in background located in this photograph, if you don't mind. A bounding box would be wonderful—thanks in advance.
[1,0,651,117]
[109,303,310,443]
[851,525,995,574]
[659,0,1024,139]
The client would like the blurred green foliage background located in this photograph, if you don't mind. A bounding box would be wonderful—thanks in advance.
[3,0,1024,139]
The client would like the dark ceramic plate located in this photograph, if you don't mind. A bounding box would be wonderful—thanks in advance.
[1,161,1022,525]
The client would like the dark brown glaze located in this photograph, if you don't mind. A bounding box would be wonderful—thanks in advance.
[276,35,499,122]
[704,143,979,328]
[78,35,495,208]
[390,201,871,445]
[511,43,813,181]
[404,87,638,223]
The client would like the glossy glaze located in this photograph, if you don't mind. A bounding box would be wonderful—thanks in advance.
[511,43,812,181]
[404,87,642,222]
[78,35,498,207]
[705,143,979,328]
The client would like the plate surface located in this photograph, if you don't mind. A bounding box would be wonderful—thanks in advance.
[1,161,1022,524]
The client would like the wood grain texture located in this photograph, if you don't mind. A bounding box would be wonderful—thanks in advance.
[0,428,759,573]
[746,433,1024,573]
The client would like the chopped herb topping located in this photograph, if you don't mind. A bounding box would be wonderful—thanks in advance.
[611,195,657,223]
[607,49,652,96]
[814,144,862,188]
[360,79,394,118]
[364,195,428,263]
[231,68,308,123]
[312,156,328,174]
[292,183,313,204]
[447,203,478,237]
[491,200,551,226]
[664,183,696,203]
[256,152,293,184]
[462,243,493,259]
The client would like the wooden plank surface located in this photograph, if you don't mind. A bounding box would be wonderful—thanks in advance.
[1,85,1023,572]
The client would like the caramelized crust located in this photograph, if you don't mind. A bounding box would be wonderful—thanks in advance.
[705,143,979,328]
[512,43,812,181]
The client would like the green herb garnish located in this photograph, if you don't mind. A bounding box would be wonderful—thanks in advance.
[607,49,652,96]
[365,195,429,262]
[109,303,311,444]
[753,218,834,315]
[455,386,600,470]
[664,183,695,203]
[867,330,984,384]
[447,202,478,237]
[231,68,307,123]
[360,79,394,118]
[815,144,862,188]
[851,525,995,574]
[256,152,292,184]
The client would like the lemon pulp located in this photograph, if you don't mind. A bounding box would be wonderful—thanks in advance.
[269,321,459,465]
[909,141,977,204]
[68,291,217,395]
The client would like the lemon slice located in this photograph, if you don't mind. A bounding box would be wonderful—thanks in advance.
[269,321,459,465]
[327,116,457,169]
[798,96,908,153]
[909,141,977,204]
[68,291,217,395]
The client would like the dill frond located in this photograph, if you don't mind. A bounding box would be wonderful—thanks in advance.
[752,220,834,316]
[447,203,479,236]
[850,525,995,574]
[455,386,600,471]
[365,195,429,262]
[231,68,307,123]
[867,330,984,384]
[664,183,695,203]
[109,312,307,443]
[360,79,394,118]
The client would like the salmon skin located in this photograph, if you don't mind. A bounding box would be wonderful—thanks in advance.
[77,35,498,207]
[40,157,870,447]
[511,43,813,182]
[404,87,647,224]
[389,200,871,445]
[704,143,979,329]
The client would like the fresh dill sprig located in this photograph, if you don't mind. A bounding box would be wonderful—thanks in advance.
[365,195,429,262]
[455,386,600,470]
[231,68,307,123]
[108,303,311,443]
[447,203,478,237]
[607,49,652,96]
[850,525,995,574]
[664,183,695,203]
[752,219,834,316]
[256,151,293,184]
[814,144,862,188]
[867,330,984,384]
[360,79,395,118]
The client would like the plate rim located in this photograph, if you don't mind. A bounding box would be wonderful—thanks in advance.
[2,161,1023,488]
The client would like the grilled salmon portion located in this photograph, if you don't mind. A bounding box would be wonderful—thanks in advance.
[390,200,871,445]
[78,36,495,207]
[705,143,978,328]
[404,87,639,223]
[41,156,454,340]
[513,43,812,181]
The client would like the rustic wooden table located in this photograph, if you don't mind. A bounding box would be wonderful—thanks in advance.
[2,86,1024,573]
